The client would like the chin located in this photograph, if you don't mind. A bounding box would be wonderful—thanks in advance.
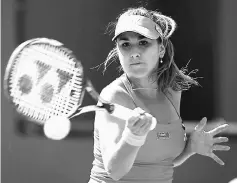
[127,70,149,79]
[123,65,153,78]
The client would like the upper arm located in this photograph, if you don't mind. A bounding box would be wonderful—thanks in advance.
[95,85,135,155]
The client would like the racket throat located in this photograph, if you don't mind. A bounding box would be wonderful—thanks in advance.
[69,103,114,119]
[97,102,114,114]
[85,79,115,113]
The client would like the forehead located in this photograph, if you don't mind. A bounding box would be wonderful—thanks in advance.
[117,32,147,41]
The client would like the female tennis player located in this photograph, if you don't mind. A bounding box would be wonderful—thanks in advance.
[88,7,230,183]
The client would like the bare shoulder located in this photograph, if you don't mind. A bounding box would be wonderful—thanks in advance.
[100,78,135,110]
[166,88,182,111]
[166,87,182,100]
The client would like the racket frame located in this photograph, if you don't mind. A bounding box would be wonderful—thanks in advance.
[4,37,114,124]
[4,38,86,124]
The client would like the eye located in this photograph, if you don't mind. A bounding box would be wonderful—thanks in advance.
[121,42,130,47]
[139,40,149,46]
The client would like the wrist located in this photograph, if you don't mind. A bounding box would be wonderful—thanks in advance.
[121,127,147,146]
[186,136,197,156]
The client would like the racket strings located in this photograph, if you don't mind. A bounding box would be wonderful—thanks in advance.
[9,44,84,123]
[36,61,51,84]
[18,74,33,94]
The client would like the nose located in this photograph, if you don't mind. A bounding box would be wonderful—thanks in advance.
[130,53,140,59]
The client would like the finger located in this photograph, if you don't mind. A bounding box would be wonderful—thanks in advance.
[144,112,153,118]
[132,111,153,132]
[132,118,150,135]
[133,113,150,128]
[195,117,207,131]
[209,124,229,136]
[209,152,225,165]
[127,112,141,127]
[141,119,152,132]
[212,145,230,151]
[134,107,146,115]
[133,118,146,128]
[213,137,229,143]
[140,115,152,129]
[144,113,156,130]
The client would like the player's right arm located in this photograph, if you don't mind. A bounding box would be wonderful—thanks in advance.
[95,85,152,181]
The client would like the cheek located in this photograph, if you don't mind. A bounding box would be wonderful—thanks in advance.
[145,49,159,67]
[117,50,129,67]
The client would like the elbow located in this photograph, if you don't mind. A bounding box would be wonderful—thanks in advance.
[105,165,131,181]
[173,162,181,168]
[106,170,123,181]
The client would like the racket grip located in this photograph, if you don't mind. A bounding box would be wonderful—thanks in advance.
[111,104,157,130]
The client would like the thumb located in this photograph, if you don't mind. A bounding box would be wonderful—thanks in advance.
[126,108,141,127]
[195,117,207,131]
[134,107,146,115]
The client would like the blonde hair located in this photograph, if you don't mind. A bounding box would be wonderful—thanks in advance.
[103,7,199,92]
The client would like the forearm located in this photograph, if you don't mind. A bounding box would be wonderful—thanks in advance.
[103,139,140,180]
[173,137,196,167]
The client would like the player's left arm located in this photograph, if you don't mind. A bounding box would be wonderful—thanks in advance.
[171,88,230,167]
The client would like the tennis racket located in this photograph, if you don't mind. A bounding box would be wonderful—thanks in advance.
[4,38,157,140]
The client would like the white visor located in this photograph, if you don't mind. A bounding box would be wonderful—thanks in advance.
[112,15,162,41]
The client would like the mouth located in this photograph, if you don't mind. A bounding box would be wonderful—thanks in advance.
[130,62,142,66]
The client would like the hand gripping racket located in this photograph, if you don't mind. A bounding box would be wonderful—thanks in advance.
[4,38,157,140]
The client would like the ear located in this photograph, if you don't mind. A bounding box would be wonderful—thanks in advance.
[159,44,165,58]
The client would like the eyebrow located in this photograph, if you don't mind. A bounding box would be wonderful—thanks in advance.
[117,35,146,41]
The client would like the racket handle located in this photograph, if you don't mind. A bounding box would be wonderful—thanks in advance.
[111,104,157,131]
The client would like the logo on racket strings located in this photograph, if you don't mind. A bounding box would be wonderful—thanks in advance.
[17,60,74,103]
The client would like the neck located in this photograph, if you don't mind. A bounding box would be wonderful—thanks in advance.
[126,75,159,99]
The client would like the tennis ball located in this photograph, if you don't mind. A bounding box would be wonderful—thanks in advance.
[43,116,71,140]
